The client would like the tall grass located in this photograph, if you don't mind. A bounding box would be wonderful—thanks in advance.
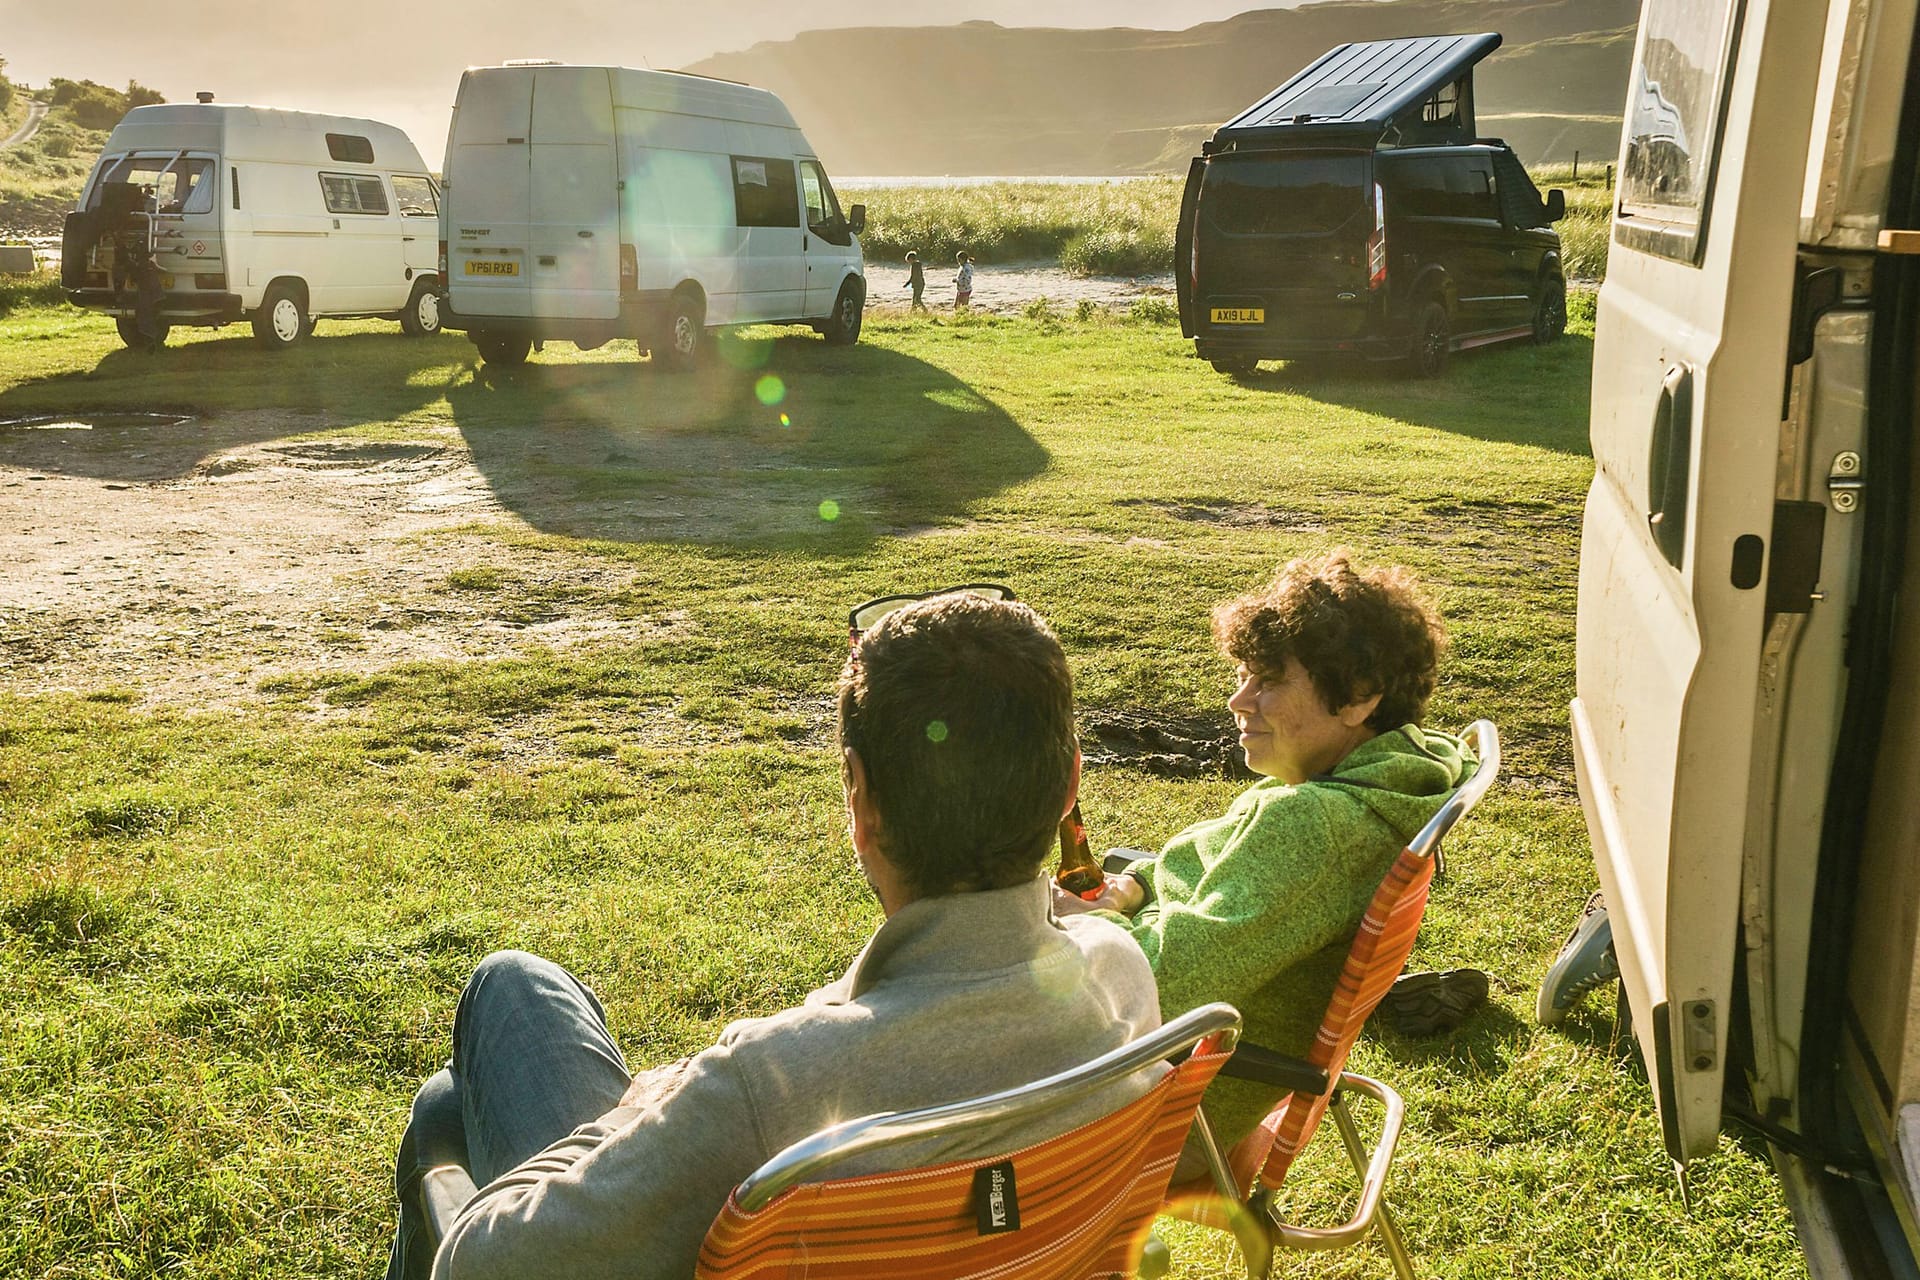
[1532,162,1615,281]
[0,268,65,318]
[852,179,1181,277]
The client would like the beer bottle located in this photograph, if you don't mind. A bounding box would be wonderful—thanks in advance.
[1056,802,1105,899]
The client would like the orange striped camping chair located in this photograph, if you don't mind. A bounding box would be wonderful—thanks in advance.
[1162,720,1500,1280]
[694,1002,1241,1280]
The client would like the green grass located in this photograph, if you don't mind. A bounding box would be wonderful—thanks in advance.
[0,298,1801,1278]
[0,97,115,234]
[853,179,1182,275]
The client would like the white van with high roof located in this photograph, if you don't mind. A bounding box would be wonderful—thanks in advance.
[1566,0,1920,1270]
[438,62,867,369]
[61,100,444,349]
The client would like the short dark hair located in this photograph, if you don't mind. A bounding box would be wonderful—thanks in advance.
[837,595,1076,898]
[1212,550,1445,731]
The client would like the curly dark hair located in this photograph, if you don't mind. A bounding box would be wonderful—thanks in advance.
[1211,551,1446,731]
[837,594,1076,898]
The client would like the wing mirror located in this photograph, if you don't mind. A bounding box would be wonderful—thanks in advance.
[1544,189,1566,223]
[848,203,866,236]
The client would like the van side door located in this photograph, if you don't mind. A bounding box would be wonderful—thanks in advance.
[1572,0,1833,1163]
[729,156,806,322]
[1435,153,1509,334]
[392,174,441,282]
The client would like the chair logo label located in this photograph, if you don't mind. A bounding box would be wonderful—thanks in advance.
[972,1161,1021,1234]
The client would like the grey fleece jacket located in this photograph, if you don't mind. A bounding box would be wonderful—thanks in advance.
[433,878,1161,1280]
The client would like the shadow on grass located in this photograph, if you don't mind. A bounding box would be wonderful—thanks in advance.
[1225,334,1596,456]
[0,329,464,480]
[445,331,1049,552]
[1370,998,1530,1079]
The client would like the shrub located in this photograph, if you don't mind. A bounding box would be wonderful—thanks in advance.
[126,81,165,110]
[1127,296,1178,325]
[1074,298,1099,322]
[0,269,67,318]
[69,86,127,131]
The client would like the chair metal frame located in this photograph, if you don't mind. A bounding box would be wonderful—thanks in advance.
[1173,720,1500,1280]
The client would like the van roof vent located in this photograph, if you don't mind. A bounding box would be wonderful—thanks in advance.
[502,59,563,67]
[196,91,215,104]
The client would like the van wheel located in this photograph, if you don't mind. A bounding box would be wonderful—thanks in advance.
[1532,279,1567,346]
[656,292,706,372]
[822,278,864,346]
[401,279,443,337]
[474,332,531,367]
[115,316,170,350]
[253,284,307,350]
[1410,301,1450,378]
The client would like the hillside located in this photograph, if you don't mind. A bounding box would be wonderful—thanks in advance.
[687,0,1639,174]
[0,74,165,236]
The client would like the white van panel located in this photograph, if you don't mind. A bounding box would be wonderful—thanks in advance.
[451,69,534,146]
[1574,0,1833,1161]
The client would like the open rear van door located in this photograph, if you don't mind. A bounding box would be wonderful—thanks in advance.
[1571,0,1831,1163]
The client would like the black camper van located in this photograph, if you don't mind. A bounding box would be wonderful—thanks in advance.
[1176,33,1568,376]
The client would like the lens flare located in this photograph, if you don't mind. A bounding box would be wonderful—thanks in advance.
[779,413,791,427]
[755,375,786,406]
[926,720,949,743]
[818,499,841,522]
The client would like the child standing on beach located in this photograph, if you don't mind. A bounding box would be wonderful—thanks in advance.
[954,252,974,308]
[903,251,926,311]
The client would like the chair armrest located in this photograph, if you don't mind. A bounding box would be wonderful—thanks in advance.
[1218,1043,1331,1096]
[416,1165,480,1251]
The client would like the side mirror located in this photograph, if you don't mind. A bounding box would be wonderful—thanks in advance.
[1544,189,1566,223]
[848,203,866,236]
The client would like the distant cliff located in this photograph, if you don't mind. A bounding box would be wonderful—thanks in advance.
[686,0,1638,174]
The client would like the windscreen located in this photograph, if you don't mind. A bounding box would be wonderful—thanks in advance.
[92,155,216,215]
[1201,153,1367,235]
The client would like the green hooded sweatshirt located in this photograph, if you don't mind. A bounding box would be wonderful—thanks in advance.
[1099,724,1473,1149]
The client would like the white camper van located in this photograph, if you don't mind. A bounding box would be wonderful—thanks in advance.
[1570,0,1920,1270]
[438,63,867,368]
[61,101,444,350]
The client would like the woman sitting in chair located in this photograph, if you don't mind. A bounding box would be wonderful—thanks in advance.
[1056,550,1475,1151]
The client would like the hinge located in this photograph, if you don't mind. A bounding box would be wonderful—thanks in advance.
[1828,450,1864,514]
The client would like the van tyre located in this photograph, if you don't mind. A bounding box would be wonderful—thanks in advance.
[657,291,706,372]
[474,332,532,367]
[253,283,308,350]
[401,279,443,337]
[1411,301,1450,378]
[1210,357,1256,376]
[115,316,170,350]
[1532,278,1567,346]
[822,278,864,346]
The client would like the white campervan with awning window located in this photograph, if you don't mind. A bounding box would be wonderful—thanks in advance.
[61,101,444,350]
[438,62,867,369]
[1569,0,1920,1270]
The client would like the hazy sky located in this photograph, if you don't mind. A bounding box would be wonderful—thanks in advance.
[5,2,1314,162]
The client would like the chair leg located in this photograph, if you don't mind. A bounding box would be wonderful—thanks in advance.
[1329,1096,1415,1280]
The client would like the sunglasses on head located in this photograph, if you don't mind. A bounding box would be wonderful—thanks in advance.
[848,584,1015,646]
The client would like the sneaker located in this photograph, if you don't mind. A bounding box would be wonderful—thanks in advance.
[1535,890,1619,1026]
[1374,967,1490,1038]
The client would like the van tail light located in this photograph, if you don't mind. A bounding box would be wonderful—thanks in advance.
[438,240,448,280]
[620,243,638,294]
[1367,182,1387,292]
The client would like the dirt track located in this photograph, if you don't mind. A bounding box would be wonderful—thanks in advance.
[0,411,681,708]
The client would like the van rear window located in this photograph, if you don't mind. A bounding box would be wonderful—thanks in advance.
[1201,154,1367,235]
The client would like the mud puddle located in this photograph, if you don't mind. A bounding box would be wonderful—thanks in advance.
[1081,709,1254,780]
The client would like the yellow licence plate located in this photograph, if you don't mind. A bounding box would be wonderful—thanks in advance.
[1210,307,1265,324]
[465,260,519,277]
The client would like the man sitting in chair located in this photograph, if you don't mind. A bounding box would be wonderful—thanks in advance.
[388,594,1161,1280]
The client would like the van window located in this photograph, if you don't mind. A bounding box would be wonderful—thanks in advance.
[1618,0,1741,261]
[1201,153,1367,235]
[1490,150,1550,228]
[731,157,800,229]
[95,155,215,215]
[391,175,439,218]
[325,133,376,164]
[320,173,390,216]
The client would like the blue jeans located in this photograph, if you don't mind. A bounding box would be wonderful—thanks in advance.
[388,951,633,1280]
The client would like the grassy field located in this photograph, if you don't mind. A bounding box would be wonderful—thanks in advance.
[853,163,1612,281]
[0,298,1800,1278]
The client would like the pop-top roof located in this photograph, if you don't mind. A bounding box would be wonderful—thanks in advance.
[1212,32,1502,149]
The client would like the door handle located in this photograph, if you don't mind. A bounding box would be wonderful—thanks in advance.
[578,230,593,238]
[1647,363,1694,569]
